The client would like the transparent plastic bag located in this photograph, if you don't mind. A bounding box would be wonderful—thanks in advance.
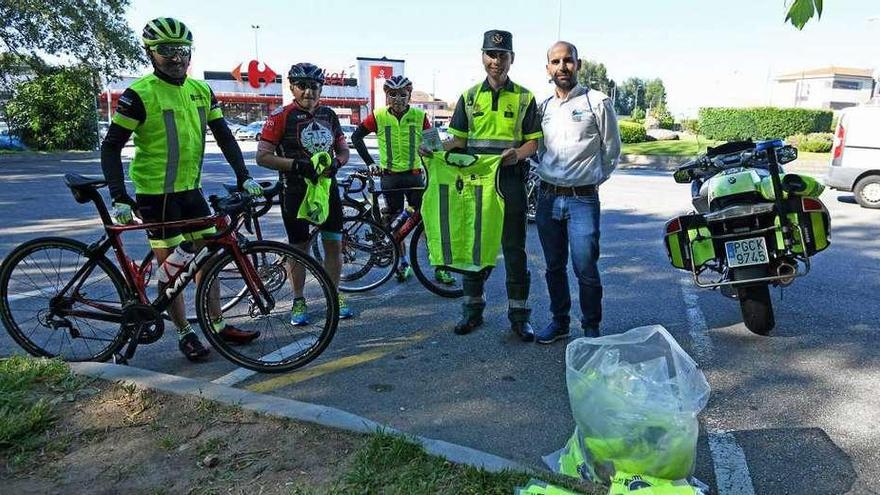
[560,325,710,482]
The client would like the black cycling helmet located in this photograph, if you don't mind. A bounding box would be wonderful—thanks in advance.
[287,63,325,84]
[142,17,193,47]
[384,75,413,91]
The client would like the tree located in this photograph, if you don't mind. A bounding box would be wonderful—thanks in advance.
[0,0,145,81]
[614,77,646,116]
[5,67,99,150]
[577,59,615,96]
[644,78,667,110]
[786,0,823,30]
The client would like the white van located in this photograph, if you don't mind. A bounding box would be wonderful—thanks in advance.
[825,104,880,208]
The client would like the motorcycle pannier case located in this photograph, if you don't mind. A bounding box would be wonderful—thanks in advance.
[774,196,831,256]
[664,214,715,270]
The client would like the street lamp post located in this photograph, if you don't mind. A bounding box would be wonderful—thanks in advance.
[251,25,260,60]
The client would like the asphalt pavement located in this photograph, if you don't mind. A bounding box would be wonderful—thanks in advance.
[0,142,878,494]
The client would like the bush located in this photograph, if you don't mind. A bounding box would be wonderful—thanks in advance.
[5,67,99,151]
[649,104,676,130]
[619,121,647,143]
[786,132,833,153]
[698,107,832,141]
[631,108,646,121]
[681,119,700,134]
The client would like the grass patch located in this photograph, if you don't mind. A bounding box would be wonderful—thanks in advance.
[0,356,81,464]
[327,430,599,495]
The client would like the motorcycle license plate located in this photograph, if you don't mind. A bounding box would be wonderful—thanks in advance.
[725,237,769,267]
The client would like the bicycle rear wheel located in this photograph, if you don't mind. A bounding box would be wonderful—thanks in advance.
[195,240,339,373]
[0,237,128,361]
[409,223,464,298]
[310,216,399,292]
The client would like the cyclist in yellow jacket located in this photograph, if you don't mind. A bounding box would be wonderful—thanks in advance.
[100,18,262,362]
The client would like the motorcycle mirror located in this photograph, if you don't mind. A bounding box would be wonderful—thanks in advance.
[673,169,692,183]
[776,145,798,165]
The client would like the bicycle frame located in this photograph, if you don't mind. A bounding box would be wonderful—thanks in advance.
[344,172,423,243]
[54,195,276,329]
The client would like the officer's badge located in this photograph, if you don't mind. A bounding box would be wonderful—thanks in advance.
[504,103,514,118]
[492,33,504,45]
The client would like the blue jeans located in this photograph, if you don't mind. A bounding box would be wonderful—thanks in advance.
[535,188,602,330]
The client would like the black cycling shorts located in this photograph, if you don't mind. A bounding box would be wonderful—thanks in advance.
[380,171,425,215]
[281,175,343,244]
[135,189,214,249]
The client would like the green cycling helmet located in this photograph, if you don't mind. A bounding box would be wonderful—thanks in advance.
[142,17,193,47]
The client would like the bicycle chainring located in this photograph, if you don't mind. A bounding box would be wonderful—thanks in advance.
[121,302,164,344]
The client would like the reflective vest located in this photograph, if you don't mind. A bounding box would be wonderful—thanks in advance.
[421,153,504,272]
[374,106,425,172]
[449,80,541,155]
[112,74,221,194]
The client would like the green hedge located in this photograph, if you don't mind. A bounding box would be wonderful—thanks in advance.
[619,121,647,143]
[698,107,832,141]
[786,132,833,153]
[681,119,700,134]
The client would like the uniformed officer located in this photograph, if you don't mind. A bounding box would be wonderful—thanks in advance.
[424,29,543,341]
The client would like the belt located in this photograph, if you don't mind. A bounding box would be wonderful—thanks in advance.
[540,181,597,196]
[381,168,423,176]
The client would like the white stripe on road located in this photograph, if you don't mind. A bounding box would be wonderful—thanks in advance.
[709,431,757,495]
[679,278,713,363]
[8,289,51,302]
[212,338,318,386]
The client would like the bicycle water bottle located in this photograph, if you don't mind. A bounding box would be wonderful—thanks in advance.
[157,241,195,284]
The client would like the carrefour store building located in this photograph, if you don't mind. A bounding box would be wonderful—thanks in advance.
[101,56,405,126]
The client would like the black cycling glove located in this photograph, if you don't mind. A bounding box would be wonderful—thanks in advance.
[291,159,319,183]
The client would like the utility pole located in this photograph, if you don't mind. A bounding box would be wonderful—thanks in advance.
[251,25,260,60]
[557,0,563,39]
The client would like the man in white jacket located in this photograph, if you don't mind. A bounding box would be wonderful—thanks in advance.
[533,41,621,344]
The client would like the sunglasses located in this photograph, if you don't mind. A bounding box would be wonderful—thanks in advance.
[152,44,192,59]
[293,81,321,91]
[387,91,409,98]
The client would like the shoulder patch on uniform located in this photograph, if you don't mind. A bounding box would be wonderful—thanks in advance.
[270,106,285,116]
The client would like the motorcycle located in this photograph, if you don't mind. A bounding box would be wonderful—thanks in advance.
[663,139,830,335]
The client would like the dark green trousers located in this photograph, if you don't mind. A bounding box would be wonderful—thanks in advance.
[462,162,531,323]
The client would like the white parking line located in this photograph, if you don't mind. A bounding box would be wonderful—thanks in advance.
[679,278,713,364]
[708,431,757,495]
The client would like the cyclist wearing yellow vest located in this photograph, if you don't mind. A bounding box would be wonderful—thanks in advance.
[350,76,454,285]
[100,17,262,362]
[422,29,542,341]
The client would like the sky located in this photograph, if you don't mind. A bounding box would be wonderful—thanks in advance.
[126,0,880,117]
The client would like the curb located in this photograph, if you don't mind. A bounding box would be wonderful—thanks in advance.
[618,154,828,176]
[0,151,101,164]
[69,361,530,474]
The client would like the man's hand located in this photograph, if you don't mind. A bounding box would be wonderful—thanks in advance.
[418,145,434,158]
[500,148,519,166]
[291,159,319,183]
[241,177,263,196]
[323,158,342,178]
[111,195,136,225]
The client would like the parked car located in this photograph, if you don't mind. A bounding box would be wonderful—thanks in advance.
[826,104,880,209]
[340,124,356,147]
[236,121,265,141]
[0,125,26,151]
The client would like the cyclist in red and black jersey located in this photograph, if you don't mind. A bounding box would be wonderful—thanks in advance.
[256,63,354,323]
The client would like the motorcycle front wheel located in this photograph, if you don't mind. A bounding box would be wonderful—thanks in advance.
[737,284,775,335]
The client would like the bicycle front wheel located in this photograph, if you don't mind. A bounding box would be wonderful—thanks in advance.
[310,216,399,292]
[195,241,339,373]
[409,223,464,298]
[0,237,128,361]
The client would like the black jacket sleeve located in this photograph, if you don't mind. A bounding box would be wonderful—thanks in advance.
[208,117,250,185]
[100,123,134,201]
[350,124,374,166]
